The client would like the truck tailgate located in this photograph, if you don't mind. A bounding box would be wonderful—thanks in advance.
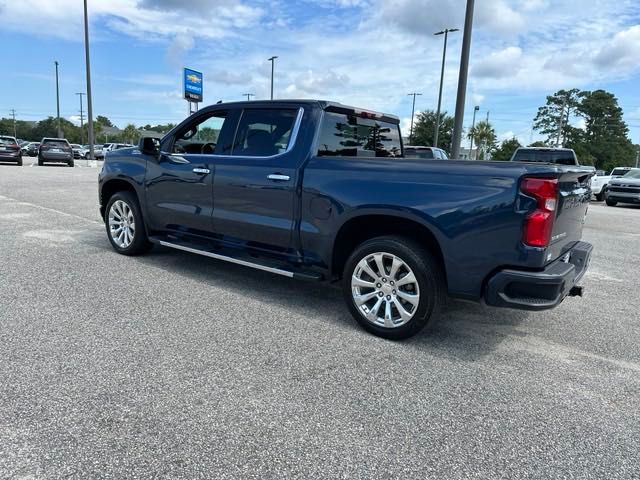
[547,169,592,263]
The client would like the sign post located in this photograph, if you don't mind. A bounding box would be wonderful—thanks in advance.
[183,67,203,115]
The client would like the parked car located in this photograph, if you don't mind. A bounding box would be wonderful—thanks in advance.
[404,146,449,160]
[70,144,88,159]
[0,135,23,165]
[605,169,640,207]
[38,138,74,167]
[589,167,636,201]
[98,99,594,340]
[20,142,40,157]
[510,147,580,165]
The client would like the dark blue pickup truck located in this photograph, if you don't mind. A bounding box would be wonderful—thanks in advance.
[99,100,593,339]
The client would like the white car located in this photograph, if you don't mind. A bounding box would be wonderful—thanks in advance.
[591,167,637,201]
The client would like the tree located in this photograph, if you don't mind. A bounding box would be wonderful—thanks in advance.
[528,141,548,147]
[493,137,521,161]
[121,124,140,144]
[576,89,636,171]
[147,123,176,134]
[467,120,497,160]
[533,88,581,146]
[96,115,114,128]
[411,110,455,152]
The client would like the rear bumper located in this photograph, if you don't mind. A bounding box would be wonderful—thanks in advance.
[0,151,21,158]
[40,153,72,162]
[485,241,593,311]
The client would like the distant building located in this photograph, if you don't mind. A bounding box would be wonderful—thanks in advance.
[458,147,479,160]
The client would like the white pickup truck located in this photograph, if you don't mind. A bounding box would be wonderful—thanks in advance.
[591,167,637,201]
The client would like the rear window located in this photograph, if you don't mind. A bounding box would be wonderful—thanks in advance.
[317,112,401,158]
[405,148,434,159]
[43,139,69,148]
[0,137,17,145]
[512,149,576,165]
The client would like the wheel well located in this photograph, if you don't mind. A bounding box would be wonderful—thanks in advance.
[100,179,137,220]
[332,215,447,284]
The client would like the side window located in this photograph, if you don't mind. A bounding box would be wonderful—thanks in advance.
[440,149,449,160]
[317,112,401,158]
[231,108,298,157]
[433,149,442,159]
[173,111,227,154]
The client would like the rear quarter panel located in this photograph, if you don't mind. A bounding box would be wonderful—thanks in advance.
[301,159,562,299]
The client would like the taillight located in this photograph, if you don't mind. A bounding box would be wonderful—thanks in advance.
[521,177,558,247]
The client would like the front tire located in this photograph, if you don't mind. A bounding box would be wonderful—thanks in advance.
[343,236,445,340]
[105,191,152,256]
[595,192,604,202]
[606,199,617,207]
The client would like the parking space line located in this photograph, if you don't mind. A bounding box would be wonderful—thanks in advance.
[0,195,101,225]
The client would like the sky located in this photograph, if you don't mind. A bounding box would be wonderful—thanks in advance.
[1,0,639,145]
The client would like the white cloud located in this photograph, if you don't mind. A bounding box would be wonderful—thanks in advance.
[284,70,350,97]
[474,47,523,79]
[472,93,485,106]
[594,25,640,72]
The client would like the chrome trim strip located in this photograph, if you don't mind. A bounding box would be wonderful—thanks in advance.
[159,241,295,278]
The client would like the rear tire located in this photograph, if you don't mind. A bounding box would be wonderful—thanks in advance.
[68,159,74,167]
[606,199,617,207]
[17,156,23,166]
[105,191,152,256]
[37,156,44,166]
[342,236,445,340]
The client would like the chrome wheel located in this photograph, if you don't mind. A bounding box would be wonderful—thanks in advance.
[108,200,135,249]
[351,252,420,328]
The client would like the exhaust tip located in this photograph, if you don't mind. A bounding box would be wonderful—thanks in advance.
[569,286,584,297]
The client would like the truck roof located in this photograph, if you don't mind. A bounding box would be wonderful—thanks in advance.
[203,99,400,124]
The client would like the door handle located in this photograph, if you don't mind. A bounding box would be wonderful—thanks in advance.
[192,168,210,174]
[267,174,290,181]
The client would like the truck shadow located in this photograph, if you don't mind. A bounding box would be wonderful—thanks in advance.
[99,242,531,361]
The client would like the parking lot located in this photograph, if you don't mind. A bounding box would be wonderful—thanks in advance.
[1,160,639,478]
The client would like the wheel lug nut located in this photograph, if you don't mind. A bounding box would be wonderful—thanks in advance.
[378,292,384,297]
[376,283,381,288]
[390,281,395,286]
[392,290,396,294]
[382,278,387,283]
[386,295,391,300]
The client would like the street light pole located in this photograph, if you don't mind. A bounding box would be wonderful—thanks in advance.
[83,0,95,160]
[268,56,278,100]
[434,28,459,148]
[10,109,17,138]
[469,105,479,157]
[243,93,255,101]
[407,92,422,145]
[76,93,85,144]
[451,0,475,159]
[54,61,62,138]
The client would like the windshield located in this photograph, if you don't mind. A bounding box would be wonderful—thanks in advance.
[0,136,17,145]
[513,149,576,165]
[623,170,640,179]
[611,168,630,176]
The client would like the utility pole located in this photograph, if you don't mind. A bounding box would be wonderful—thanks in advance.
[10,109,17,139]
[433,28,459,148]
[243,93,255,101]
[407,92,422,145]
[486,110,490,123]
[83,0,95,160]
[54,61,62,138]
[469,105,479,156]
[268,56,278,100]
[451,0,475,159]
[555,97,567,148]
[76,93,85,144]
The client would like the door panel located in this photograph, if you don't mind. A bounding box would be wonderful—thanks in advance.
[211,107,305,254]
[144,153,214,235]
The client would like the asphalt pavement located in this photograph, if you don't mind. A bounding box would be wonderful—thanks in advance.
[1,158,639,479]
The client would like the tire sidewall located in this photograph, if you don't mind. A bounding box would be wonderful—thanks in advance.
[105,192,149,255]
[342,237,441,340]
